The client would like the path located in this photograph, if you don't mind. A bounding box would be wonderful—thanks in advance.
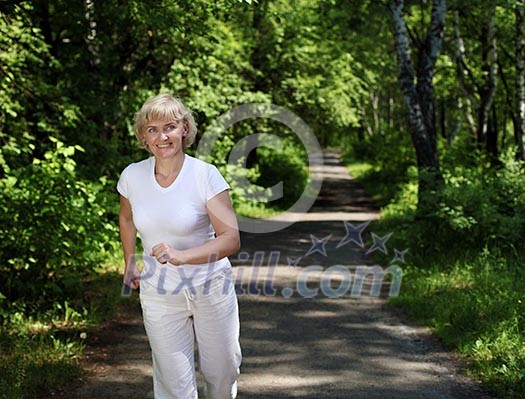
[62,151,495,399]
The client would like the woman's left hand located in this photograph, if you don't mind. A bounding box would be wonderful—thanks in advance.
[150,243,185,266]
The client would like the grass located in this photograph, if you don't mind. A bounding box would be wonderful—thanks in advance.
[0,303,86,399]
[344,158,411,207]
[391,252,525,398]
[0,256,130,399]
[0,328,83,399]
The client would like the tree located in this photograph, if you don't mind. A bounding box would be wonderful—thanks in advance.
[389,0,446,214]
[453,3,499,160]
[516,0,525,160]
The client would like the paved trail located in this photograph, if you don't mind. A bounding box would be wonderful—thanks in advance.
[67,151,495,399]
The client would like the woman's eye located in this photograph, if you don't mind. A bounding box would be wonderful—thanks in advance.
[166,124,176,131]
[147,128,157,134]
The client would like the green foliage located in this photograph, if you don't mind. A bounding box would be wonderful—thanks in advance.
[0,342,81,399]
[434,153,525,250]
[223,160,271,211]
[260,0,367,147]
[255,143,309,209]
[165,17,269,120]
[0,139,118,304]
[0,3,82,171]
[355,139,525,256]
[0,268,129,399]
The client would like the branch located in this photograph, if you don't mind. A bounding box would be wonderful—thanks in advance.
[484,5,498,113]
[406,24,423,50]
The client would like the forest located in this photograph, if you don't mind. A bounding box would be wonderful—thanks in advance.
[0,0,524,398]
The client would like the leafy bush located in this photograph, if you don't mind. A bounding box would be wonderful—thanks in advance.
[0,138,118,305]
[436,148,524,249]
[255,143,308,210]
[374,145,525,256]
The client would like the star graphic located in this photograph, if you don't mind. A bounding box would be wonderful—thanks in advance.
[391,248,408,263]
[336,221,370,249]
[365,232,393,255]
[304,234,332,257]
[287,256,302,269]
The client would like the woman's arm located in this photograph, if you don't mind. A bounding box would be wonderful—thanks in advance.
[119,194,139,288]
[150,190,240,265]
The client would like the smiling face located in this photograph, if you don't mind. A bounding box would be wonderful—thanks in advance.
[134,94,197,152]
[142,119,186,159]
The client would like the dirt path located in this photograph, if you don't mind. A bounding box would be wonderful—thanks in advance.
[64,151,496,399]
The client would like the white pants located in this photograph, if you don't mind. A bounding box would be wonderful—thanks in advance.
[140,268,242,399]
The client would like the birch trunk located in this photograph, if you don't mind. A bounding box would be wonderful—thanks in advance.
[453,10,478,137]
[389,0,445,214]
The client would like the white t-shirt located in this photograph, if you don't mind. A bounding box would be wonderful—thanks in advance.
[117,154,232,294]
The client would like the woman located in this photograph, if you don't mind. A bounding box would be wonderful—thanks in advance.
[117,93,242,399]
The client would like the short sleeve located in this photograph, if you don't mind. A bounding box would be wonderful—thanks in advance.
[117,167,129,198]
[205,164,230,201]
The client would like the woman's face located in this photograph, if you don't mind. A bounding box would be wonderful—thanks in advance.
[142,119,186,159]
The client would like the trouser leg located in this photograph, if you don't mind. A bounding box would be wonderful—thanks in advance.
[193,271,242,399]
[141,294,198,399]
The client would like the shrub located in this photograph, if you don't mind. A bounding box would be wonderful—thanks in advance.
[255,143,308,210]
[431,148,525,252]
[377,146,525,256]
[0,138,118,305]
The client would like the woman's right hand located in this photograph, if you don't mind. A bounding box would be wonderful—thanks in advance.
[123,261,140,290]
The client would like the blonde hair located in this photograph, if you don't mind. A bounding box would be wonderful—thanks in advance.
[134,93,197,149]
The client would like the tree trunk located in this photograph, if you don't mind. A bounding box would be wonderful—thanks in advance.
[516,0,525,161]
[250,0,270,93]
[453,10,477,138]
[476,5,498,153]
[388,96,394,129]
[486,105,499,162]
[439,99,447,140]
[369,90,381,135]
[35,0,57,58]
[389,0,445,215]
[449,97,464,145]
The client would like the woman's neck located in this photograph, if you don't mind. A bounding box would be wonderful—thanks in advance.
[154,152,185,179]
